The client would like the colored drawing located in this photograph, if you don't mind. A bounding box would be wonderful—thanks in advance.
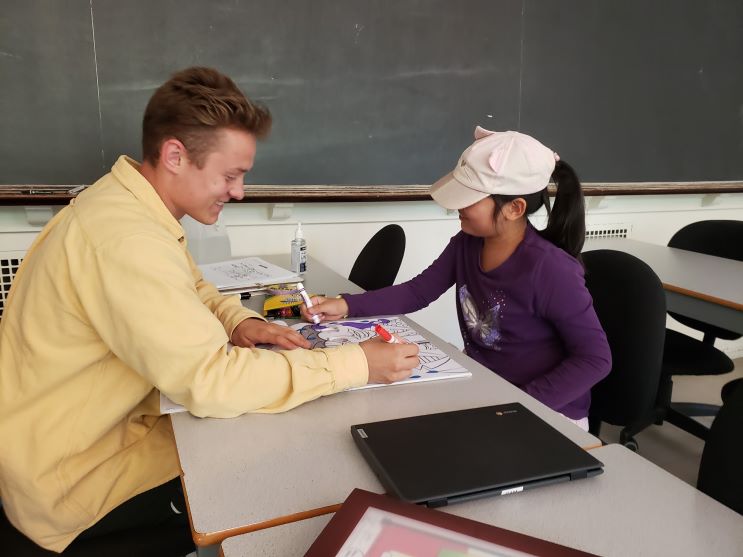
[291,317,471,390]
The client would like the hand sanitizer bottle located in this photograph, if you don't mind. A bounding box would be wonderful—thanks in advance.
[291,222,307,274]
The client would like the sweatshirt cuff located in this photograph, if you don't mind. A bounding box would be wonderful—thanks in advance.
[319,343,368,392]
[340,293,358,318]
[226,308,266,338]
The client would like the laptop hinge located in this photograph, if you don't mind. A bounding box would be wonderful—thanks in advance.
[571,469,588,480]
[426,498,449,508]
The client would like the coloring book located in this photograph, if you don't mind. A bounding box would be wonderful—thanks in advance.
[291,316,471,390]
[160,317,471,413]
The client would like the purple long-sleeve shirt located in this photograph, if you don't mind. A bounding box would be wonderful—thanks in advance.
[343,224,611,419]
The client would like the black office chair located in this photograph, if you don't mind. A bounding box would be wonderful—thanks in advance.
[656,220,743,440]
[697,379,743,515]
[348,224,406,291]
[721,378,742,404]
[584,249,667,450]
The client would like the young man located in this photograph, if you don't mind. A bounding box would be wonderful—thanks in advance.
[0,67,419,554]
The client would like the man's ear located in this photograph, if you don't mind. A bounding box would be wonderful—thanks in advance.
[504,198,527,220]
[160,139,187,174]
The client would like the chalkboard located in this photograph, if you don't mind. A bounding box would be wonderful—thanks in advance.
[1,0,742,185]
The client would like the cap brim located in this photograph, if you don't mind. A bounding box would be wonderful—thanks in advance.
[430,171,490,210]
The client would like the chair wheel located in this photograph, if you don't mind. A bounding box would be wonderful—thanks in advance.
[622,438,639,452]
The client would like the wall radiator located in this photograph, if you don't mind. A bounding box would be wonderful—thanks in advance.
[0,253,24,319]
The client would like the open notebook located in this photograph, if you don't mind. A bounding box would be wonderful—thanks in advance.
[198,256,300,293]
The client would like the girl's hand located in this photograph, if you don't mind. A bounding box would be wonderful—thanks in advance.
[299,295,349,322]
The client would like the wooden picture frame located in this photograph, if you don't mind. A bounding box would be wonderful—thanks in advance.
[305,488,597,556]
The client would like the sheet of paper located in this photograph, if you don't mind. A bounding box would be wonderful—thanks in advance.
[290,317,471,390]
[198,257,300,291]
[160,392,185,415]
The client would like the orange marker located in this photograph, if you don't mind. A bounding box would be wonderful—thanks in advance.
[374,323,408,344]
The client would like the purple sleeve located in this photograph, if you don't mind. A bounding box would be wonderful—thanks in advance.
[523,256,612,410]
[342,233,460,317]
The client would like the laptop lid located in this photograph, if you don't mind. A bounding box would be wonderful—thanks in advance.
[351,403,603,507]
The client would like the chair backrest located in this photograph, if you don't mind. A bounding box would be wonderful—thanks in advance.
[348,224,406,291]
[697,380,743,515]
[584,249,667,427]
[668,220,743,341]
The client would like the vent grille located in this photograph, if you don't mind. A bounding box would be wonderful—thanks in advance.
[0,254,24,319]
[585,226,630,240]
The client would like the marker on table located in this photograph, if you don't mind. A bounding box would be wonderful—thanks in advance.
[296,282,321,324]
[374,323,408,344]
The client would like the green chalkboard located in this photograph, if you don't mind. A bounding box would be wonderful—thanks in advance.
[1,0,742,185]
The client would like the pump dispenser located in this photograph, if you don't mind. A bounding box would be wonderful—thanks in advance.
[290,222,307,273]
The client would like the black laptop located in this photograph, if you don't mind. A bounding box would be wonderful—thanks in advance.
[351,403,603,508]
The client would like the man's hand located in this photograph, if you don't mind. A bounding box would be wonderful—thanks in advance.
[359,336,419,384]
[231,318,311,350]
[299,295,349,323]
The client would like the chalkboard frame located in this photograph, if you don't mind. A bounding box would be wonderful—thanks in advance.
[1,182,742,206]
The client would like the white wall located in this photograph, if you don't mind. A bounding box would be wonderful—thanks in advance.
[218,193,743,358]
[1,192,741,358]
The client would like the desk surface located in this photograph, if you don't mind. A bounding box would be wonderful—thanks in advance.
[584,238,743,333]
[220,444,743,557]
[584,238,743,309]
[172,256,600,546]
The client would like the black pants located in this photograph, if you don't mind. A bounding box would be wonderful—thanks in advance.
[1,478,195,557]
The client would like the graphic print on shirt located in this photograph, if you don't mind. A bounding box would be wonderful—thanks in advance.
[458,284,504,350]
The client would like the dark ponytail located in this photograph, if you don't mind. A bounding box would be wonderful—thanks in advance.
[540,160,585,261]
[491,159,585,262]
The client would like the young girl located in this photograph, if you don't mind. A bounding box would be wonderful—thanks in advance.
[304,127,611,430]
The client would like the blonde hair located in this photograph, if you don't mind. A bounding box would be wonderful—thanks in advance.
[142,67,271,167]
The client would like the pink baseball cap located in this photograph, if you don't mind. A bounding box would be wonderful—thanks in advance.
[430,126,559,210]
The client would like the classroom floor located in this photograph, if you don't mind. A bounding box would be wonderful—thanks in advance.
[598,357,743,487]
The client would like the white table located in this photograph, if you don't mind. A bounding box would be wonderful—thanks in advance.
[584,238,743,334]
[172,256,600,546]
[220,444,743,557]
